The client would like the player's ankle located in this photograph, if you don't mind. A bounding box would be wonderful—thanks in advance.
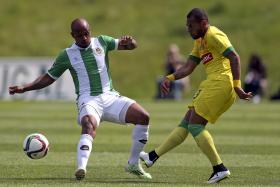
[213,163,228,172]
[149,150,159,162]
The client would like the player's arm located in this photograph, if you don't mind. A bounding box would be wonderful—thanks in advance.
[161,58,198,96]
[118,36,137,50]
[9,73,55,95]
[226,51,252,100]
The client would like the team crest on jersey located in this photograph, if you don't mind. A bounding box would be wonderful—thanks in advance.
[94,47,103,55]
[201,52,213,64]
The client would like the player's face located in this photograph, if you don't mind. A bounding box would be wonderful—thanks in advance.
[186,17,204,39]
[72,29,91,48]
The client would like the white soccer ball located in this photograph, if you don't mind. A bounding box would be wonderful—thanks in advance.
[23,133,49,159]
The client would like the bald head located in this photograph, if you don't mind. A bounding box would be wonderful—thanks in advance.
[71,18,91,48]
[71,18,90,33]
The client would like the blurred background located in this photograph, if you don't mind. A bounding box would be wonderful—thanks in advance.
[0,0,279,100]
[0,1,280,186]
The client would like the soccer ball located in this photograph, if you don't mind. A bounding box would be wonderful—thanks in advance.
[23,133,49,159]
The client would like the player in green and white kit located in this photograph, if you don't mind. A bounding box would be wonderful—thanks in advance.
[9,18,152,180]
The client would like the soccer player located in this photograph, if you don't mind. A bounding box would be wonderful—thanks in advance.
[140,8,252,183]
[9,18,152,180]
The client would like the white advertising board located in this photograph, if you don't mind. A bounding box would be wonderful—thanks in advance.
[0,58,76,100]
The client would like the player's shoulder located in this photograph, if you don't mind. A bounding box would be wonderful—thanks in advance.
[56,49,68,57]
[206,26,230,44]
[207,26,227,38]
[97,35,114,41]
[54,48,70,63]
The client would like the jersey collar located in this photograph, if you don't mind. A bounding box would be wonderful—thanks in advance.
[73,41,92,50]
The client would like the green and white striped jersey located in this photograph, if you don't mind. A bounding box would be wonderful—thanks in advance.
[48,35,119,97]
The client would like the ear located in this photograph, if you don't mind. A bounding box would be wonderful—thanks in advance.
[201,20,208,27]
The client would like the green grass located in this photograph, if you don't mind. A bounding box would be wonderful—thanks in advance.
[1,0,280,98]
[0,100,280,186]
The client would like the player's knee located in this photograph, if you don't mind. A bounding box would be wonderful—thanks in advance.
[139,111,150,125]
[81,115,97,137]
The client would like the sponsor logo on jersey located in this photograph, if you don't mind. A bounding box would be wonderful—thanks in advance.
[201,53,213,64]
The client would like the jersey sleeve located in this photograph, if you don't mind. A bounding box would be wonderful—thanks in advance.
[98,35,118,51]
[189,40,201,64]
[47,50,70,79]
[208,32,235,56]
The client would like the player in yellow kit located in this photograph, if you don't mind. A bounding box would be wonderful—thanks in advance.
[140,8,252,183]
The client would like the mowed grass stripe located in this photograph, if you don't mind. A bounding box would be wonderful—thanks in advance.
[1,152,280,167]
[0,165,279,187]
[1,132,279,146]
[2,142,280,155]
[1,126,279,137]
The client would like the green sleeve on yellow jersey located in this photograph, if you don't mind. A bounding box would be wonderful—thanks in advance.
[189,55,201,64]
[223,46,235,56]
[190,40,201,64]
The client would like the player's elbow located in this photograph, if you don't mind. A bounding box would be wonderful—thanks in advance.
[234,53,240,62]
[228,51,240,64]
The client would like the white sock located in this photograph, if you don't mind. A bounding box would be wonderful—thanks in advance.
[77,134,93,170]
[128,125,149,164]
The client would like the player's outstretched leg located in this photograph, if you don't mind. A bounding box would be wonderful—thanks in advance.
[140,122,189,168]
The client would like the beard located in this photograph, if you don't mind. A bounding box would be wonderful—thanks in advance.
[189,28,205,39]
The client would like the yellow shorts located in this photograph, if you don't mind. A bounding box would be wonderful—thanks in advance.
[188,79,236,124]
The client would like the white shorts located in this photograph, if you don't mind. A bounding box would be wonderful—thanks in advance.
[77,92,135,126]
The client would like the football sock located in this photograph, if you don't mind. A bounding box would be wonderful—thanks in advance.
[77,134,93,170]
[213,163,228,172]
[128,125,149,164]
[148,150,159,163]
[188,124,222,166]
[155,119,189,156]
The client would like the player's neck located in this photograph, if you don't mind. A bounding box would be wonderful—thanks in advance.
[75,42,91,49]
[202,25,210,38]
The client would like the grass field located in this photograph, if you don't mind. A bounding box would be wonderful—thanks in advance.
[0,100,279,187]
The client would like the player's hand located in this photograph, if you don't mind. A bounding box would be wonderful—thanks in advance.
[234,87,253,100]
[9,86,25,95]
[119,36,133,45]
[160,78,171,96]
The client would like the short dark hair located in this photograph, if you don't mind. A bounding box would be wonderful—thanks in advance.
[187,8,208,22]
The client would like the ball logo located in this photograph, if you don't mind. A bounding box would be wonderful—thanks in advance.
[201,53,213,64]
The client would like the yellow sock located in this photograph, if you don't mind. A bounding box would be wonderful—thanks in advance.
[194,129,222,166]
[155,127,188,156]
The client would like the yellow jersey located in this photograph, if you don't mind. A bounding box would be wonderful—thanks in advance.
[190,26,235,81]
[188,26,236,123]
